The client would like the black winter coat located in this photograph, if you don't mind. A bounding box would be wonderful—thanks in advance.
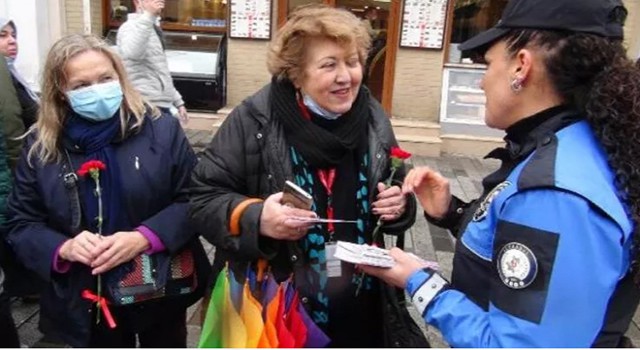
[4,114,209,347]
[189,83,416,301]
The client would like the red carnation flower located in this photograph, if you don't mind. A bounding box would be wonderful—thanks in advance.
[76,159,110,327]
[77,160,106,178]
[356,145,411,296]
[390,147,411,169]
[390,146,412,160]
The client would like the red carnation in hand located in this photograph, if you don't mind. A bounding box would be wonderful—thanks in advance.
[76,159,110,327]
[390,146,412,160]
[77,160,106,178]
[356,145,412,296]
[390,146,411,168]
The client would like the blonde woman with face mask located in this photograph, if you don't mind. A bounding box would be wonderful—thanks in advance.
[3,34,209,347]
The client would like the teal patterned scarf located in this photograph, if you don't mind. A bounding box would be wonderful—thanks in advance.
[289,147,374,326]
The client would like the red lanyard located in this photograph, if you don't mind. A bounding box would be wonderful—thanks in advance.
[317,168,336,234]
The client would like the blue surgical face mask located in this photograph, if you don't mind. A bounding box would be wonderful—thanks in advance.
[302,93,342,120]
[66,81,123,122]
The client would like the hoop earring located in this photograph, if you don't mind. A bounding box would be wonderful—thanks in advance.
[510,78,523,93]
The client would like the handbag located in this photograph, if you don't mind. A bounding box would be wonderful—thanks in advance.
[380,232,431,348]
[106,249,197,305]
[62,151,198,306]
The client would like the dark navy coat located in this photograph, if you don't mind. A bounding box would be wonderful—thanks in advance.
[4,114,209,347]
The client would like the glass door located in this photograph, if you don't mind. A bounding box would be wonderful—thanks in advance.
[107,0,227,32]
[335,0,390,102]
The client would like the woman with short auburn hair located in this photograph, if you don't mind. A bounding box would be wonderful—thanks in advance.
[190,4,416,347]
[267,4,371,83]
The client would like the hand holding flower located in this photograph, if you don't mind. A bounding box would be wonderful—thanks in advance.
[356,146,411,296]
[368,146,412,243]
[90,231,150,275]
[372,183,406,221]
[59,230,103,266]
[77,159,113,326]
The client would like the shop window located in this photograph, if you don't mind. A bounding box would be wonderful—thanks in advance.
[447,0,507,63]
[288,0,324,13]
[109,0,227,31]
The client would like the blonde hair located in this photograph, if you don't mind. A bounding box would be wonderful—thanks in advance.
[267,4,371,83]
[29,34,159,164]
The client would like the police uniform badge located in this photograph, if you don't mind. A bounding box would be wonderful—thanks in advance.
[473,181,511,221]
[497,242,538,289]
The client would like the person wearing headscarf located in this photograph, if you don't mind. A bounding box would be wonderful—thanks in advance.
[0,18,45,304]
[0,18,39,131]
[0,53,19,349]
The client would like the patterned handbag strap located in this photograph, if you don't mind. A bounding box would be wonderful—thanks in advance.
[62,149,83,233]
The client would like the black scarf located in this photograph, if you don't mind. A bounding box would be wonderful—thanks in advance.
[270,78,370,169]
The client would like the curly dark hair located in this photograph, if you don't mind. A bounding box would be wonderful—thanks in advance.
[503,29,640,284]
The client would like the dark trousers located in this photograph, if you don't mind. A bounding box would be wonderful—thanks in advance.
[0,293,20,348]
[88,309,187,348]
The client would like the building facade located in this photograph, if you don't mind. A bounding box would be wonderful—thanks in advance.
[3,0,639,156]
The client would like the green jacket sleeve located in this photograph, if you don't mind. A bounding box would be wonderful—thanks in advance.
[0,60,25,170]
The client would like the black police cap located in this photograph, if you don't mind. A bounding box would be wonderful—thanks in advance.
[459,0,628,52]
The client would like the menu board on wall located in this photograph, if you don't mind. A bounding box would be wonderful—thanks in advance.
[229,0,272,40]
[400,0,449,49]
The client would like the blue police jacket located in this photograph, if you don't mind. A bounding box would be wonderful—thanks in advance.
[407,110,638,347]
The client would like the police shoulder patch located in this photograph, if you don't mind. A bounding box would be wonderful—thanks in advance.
[473,181,511,221]
[497,242,538,289]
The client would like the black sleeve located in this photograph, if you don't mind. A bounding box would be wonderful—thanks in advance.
[188,106,279,261]
[423,196,473,237]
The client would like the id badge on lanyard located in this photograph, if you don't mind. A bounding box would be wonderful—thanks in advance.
[319,168,342,278]
[325,241,342,278]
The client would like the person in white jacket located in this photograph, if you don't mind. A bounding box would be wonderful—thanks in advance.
[116,0,189,123]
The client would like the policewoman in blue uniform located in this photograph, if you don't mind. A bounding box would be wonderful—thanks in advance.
[360,0,640,347]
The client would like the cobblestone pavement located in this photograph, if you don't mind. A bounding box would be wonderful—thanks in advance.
[11,128,640,347]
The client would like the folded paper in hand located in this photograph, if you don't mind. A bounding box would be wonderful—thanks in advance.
[334,241,440,270]
[334,241,396,268]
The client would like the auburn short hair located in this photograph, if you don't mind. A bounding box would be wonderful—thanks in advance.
[267,4,371,84]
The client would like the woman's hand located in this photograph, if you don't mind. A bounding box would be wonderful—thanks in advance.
[372,183,406,221]
[90,231,150,275]
[403,167,452,219]
[358,248,425,289]
[58,230,103,266]
[260,192,316,241]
